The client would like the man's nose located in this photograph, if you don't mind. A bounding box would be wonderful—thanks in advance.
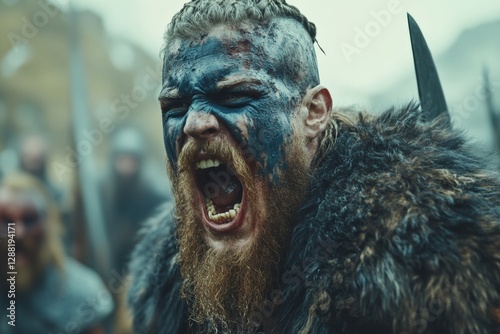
[183,111,220,140]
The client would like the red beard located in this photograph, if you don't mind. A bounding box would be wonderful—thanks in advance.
[168,136,310,332]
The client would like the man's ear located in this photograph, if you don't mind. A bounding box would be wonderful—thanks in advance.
[302,85,333,140]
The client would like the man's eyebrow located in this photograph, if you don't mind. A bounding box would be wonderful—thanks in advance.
[158,87,181,99]
[216,77,262,90]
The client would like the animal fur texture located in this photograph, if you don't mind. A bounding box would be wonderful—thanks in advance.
[128,104,500,333]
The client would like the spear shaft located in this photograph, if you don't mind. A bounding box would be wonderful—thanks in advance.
[68,4,111,278]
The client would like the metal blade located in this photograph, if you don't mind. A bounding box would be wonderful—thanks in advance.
[408,13,449,122]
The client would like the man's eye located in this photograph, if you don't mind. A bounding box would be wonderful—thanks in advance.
[216,90,261,107]
[160,99,190,114]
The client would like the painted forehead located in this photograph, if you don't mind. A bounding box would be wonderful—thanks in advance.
[163,18,318,88]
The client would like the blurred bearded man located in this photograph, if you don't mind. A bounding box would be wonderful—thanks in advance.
[128,1,500,333]
[0,173,113,334]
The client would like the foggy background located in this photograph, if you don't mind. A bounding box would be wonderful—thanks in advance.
[0,0,499,332]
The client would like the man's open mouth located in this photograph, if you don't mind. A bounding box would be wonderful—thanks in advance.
[194,158,245,232]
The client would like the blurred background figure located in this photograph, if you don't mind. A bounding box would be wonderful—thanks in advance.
[17,134,74,253]
[18,134,63,204]
[102,126,170,273]
[0,172,113,334]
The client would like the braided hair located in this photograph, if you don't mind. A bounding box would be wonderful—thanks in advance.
[165,0,317,42]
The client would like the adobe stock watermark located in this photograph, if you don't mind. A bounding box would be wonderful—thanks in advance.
[6,0,69,51]
[5,221,17,327]
[339,0,409,63]
[51,63,162,181]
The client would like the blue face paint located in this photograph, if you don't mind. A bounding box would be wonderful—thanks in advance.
[160,20,318,184]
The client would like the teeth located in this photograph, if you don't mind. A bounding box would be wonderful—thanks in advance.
[205,198,241,223]
[196,159,222,170]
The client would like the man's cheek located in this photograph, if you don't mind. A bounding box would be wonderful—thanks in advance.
[214,111,248,143]
[163,117,185,168]
[247,112,293,183]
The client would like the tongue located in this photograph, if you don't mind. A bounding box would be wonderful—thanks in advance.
[211,174,243,209]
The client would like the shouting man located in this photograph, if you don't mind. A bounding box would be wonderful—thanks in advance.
[128,1,500,333]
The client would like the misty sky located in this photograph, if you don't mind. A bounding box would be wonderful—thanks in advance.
[72,0,500,104]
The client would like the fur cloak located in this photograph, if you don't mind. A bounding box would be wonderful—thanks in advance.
[128,104,500,333]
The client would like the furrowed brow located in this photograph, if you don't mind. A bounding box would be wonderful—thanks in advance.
[216,77,262,90]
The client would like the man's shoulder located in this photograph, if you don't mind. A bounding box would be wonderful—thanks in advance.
[128,202,178,290]
[132,202,177,250]
[321,103,500,218]
[329,103,498,172]
[127,202,188,334]
[279,104,500,333]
